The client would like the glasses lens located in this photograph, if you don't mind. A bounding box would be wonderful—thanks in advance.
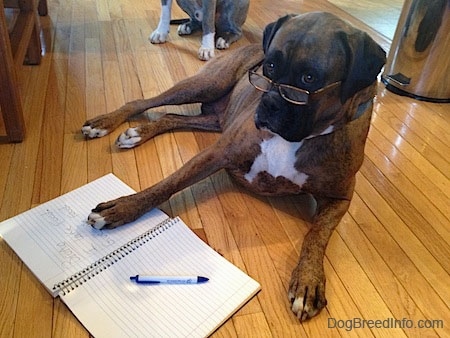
[279,86,308,104]
[249,67,338,105]
[249,72,271,92]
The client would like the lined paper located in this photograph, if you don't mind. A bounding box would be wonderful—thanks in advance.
[0,174,260,337]
[61,218,260,337]
[0,174,169,294]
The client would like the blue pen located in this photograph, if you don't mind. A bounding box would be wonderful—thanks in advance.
[130,275,209,284]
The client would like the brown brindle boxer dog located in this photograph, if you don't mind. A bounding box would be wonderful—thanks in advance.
[81,12,386,321]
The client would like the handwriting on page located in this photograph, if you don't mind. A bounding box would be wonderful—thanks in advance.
[37,204,116,270]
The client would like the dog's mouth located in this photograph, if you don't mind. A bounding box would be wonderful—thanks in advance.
[254,106,279,135]
[254,114,270,131]
[254,92,285,132]
[254,108,291,140]
[254,99,315,143]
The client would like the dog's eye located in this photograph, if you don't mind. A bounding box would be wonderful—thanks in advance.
[301,74,316,84]
[264,63,276,76]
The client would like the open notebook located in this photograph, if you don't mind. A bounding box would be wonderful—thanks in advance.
[0,174,260,337]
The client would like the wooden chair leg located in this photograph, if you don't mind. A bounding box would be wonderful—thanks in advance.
[38,0,47,16]
[25,10,42,64]
[1,0,45,142]
[0,4,25,142]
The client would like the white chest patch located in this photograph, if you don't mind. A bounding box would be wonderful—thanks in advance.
[244,135,309,187]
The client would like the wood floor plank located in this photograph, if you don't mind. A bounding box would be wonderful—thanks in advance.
[85,37,113,181]
[337,213,436,337]
[326,232,407,337]
[0,242,21,337]
[373,96,450,179]
[14,270,53,337]
[349,192,450,334]
[361,148,450,268]
[102,56,141,191]
[52,298,89,337]
[232,312,273,337]
[210,173,307,337]
[370,115,450,199]
[367,125,450,216]
[355,174,450,308]
[0,144,14,207]
[36,59,67,204]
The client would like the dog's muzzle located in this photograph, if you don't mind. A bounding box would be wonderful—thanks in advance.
[254,91,285,130]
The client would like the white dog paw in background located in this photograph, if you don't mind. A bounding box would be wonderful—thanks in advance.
[149,2,171,43]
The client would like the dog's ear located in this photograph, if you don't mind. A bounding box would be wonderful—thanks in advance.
[262,14,296,53]
[339,30,386,103]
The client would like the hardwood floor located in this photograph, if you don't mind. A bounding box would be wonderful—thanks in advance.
[1,0,449,336]
[329,0,403,39]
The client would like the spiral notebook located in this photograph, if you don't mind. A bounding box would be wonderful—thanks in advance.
[0,174,260,337]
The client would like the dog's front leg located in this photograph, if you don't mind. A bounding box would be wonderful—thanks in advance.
[149,0,173,44]
[87,145,228,229]
[289,196,351,321]
[198,0,217,60]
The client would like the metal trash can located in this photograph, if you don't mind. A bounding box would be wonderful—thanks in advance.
[382,0,450,103]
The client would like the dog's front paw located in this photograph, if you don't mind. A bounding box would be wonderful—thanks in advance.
[177,23,192,35]
[198,47,215,61]
[116,127,142,149]
[216,37,230,50]
[288,262,327,321]
[149,29,169,44]
[198,32,215,60]
[82,115,115,138]
[87,196,143,230]
[81,125,108,138]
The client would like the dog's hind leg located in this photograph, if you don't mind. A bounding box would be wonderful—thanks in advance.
[215,0,248,50]
[82,44,263,139]
[216,31,242,49]
[115,111,222,148]
[81,79,225,139]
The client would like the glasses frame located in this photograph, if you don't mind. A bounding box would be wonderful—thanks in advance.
[248,65,341,105]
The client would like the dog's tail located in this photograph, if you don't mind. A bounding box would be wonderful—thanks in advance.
[170,18,190,25]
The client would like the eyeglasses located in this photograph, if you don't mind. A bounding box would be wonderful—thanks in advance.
[248,65,341,105]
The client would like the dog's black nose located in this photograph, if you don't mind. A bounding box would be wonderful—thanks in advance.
[260,92,281,114]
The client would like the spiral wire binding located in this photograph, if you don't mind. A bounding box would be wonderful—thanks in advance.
[53,217,177,295]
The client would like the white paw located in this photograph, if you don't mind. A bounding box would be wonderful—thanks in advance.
[216,37,229,50]
[151,5,170,43]
[115,127,142,148]
[177,23,192,35]
[291,296,320,321]
[81,125,108,138]
[198,47,215,61]
[87,212,106,230]
[149,30,169,44]
[198,32,215,60]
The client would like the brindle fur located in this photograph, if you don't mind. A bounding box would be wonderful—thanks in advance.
[82,12,386,321]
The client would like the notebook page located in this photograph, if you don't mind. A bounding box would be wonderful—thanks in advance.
[60,217,261,338]
[0,174,169,295]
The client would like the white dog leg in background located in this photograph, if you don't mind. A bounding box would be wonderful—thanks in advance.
[216,37,229,50]
[149,0,173,43]
[177,22,192,35]
[198,32,215,61]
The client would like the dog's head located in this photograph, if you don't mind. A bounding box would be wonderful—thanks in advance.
[254,12,386,142]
